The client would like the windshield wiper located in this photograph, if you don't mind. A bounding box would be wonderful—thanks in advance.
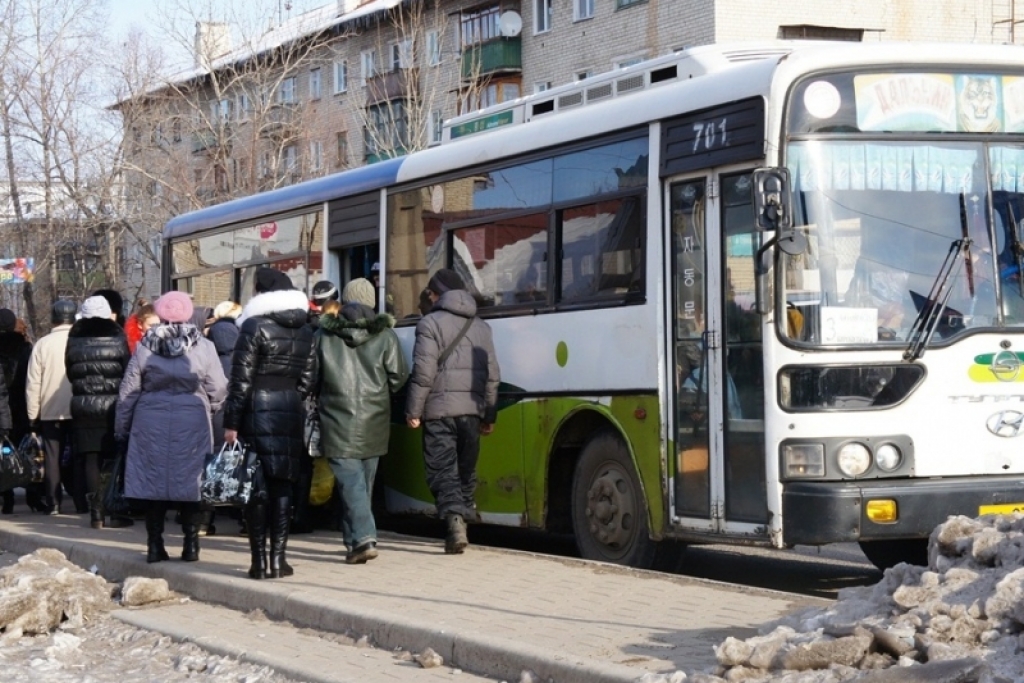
[903,238,970,362]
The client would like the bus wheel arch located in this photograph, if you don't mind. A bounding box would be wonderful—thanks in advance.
[570,427,660,568]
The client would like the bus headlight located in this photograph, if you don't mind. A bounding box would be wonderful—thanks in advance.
[875,443,903,472]
[837,442,872,477]
[782,443,825,478]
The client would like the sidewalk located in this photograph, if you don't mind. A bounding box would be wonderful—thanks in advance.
[0,510,827,683]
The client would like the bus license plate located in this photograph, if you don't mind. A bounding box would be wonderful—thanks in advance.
[979,503,1024,515]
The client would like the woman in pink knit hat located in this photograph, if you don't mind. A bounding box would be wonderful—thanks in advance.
[115,291,228,564]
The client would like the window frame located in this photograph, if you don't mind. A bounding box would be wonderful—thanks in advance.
[279,76,297,104]
[334,60,348,94]
[309,67,322,100]
[534,0,552,34]
[574,0,595,21]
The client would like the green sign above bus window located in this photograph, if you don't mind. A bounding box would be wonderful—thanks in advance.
[449,110,515,139]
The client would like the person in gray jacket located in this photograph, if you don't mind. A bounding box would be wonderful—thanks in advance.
[115,291,227,564]
[405,268,500,554]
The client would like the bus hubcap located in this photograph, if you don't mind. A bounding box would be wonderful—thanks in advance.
[584,464,636,550]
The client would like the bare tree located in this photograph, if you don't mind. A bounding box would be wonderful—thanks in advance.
[0,0,126,334]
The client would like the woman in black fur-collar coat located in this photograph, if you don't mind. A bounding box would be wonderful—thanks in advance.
[65,295,130,528]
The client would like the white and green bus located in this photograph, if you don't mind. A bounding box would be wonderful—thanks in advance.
[164,40,1024,570]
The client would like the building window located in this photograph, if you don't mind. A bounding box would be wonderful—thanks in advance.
[426,30,441,66]
[390,39,412,71]
[236,93,250,120]
[366,100,409,158]
[616,56,645,69]
[615,0,645,8]
[279,76,297,104]
[534,0,552,33]
[429,109,443,145]
[283,145,298,174]
[534,80,553,93]
[575,70,592,82]
[336,131,349,167]
[172,119,182,142]
[334,60,348,93]
[779,24,864,41]
[574,0,594,20]
[310,140,323,171]
[309,67,322,100]
[360,49,377,84]
[461,5,501,48]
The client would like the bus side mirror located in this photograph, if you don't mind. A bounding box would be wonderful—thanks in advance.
[753,167,793,231]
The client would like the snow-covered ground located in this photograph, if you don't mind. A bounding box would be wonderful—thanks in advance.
[640,513,1024,683]
[0,548,296,682]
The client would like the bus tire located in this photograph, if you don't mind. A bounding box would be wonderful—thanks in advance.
[858,539,928,571]
[571,430,658,568]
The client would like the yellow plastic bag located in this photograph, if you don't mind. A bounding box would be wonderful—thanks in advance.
[309,457,335,506]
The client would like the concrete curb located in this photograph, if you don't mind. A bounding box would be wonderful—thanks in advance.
[0,525,644,683]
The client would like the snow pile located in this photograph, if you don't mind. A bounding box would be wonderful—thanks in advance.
[0,547,114,637]
[692,514,1024,683]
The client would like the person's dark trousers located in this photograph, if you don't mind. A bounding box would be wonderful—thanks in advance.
[39,420,72,513]
[422,415,481,520]
[145,501,169,563]
[78,450,104,528]
[290,453,314,533]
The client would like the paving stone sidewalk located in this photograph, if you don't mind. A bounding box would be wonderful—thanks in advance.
[0,511,827,683]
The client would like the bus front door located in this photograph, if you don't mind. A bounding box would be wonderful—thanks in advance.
[669,171,767,533]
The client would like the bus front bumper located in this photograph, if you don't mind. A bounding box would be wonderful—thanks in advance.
[781,477,1024,546]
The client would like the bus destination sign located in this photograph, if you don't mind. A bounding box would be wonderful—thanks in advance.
[660,97,765,176]
[449,110,516,139]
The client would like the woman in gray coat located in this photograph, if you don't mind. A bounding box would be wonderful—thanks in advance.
[115,292,227,564]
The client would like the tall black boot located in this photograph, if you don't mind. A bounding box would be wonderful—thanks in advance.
[268,496,293,578]
[246,502,267,579]
[145,504,169,563]
[181,508,200,562]
[87,493,104,529]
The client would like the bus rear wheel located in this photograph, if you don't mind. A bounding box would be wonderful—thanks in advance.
[858,539,929,571]
[571,430,659,568]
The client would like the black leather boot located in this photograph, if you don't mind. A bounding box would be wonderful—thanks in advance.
[268,496,293,578]
[246,502,267,579]
[87,493,104,529]
[181,509,200,562]
[145,504,169,563]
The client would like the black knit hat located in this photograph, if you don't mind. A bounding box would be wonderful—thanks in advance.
[0,308,15,332]
[254,268,293,293]
[427,268,464,295]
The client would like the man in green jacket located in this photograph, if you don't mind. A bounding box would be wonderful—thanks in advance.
[315,278,408,564]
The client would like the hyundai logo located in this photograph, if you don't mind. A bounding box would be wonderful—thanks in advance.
[987,410,1024,438]
[991,350,1022,382]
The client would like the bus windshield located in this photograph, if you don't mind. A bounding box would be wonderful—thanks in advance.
[782,140,1024,345]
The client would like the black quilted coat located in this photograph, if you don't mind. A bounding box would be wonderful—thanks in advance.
[64,317,130,453]
[222,290,317,482]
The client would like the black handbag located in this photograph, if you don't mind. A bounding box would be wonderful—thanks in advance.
[17,433,45,484]
[201,441,265,506]
[102,443,131,517]
[0,437,32,492]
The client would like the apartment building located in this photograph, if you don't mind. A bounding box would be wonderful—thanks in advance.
[118,0,1024,298]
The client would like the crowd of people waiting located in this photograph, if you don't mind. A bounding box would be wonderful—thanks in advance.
[0,265,500,579]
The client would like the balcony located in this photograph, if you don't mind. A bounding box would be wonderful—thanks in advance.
[260,103,300,141]
[191,125,231,154]
[461,37,521,80]
[365,68,418,107]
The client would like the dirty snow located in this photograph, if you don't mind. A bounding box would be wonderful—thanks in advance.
[640,513,1024,683]
[0,548,297,682]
